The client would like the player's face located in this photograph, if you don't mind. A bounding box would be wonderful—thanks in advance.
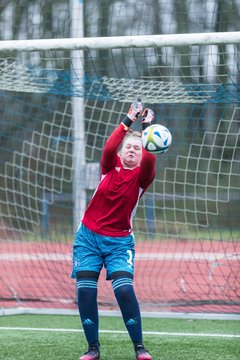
[120,137,142,168]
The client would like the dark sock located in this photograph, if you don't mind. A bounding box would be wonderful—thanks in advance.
[77,278,99,347]
[112,277,142,345]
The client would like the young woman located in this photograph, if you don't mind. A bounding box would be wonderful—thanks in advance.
[72,102,156,360]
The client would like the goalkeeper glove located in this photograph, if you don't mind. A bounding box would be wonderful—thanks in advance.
[127,101,143,121]
[122,101,143,129]
[141,108,154,130]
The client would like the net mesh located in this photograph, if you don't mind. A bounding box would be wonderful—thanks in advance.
[0,43,239,313]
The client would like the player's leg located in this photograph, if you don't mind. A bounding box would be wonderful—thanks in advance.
[103,233,152,360]
[72,224,103,360]
[111,271,142,343]
[77,271,100,360]
[110,272,152,360]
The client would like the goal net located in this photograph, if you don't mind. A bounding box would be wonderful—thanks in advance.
[0,32,239,314]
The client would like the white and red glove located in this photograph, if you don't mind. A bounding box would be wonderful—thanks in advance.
[122,101,143,130]
[142,108,154,123]
[141,108,154,130]
[127,101,143,121]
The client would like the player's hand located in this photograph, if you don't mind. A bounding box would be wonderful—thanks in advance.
[127,101,143,121]
[141,108,154,123]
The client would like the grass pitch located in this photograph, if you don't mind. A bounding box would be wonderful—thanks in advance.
[0,314,239,360]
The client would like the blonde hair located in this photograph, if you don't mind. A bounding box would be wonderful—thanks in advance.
[122,130,142,145]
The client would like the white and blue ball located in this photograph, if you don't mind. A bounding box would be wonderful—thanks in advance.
[142,124,172,154]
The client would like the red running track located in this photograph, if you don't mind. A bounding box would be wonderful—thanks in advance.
[0,240,239,313]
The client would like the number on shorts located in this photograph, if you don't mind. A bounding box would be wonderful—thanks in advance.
[127,250,133,266]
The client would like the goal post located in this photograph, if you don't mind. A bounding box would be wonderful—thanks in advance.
[70,0,86,231]
[0,32,239,314]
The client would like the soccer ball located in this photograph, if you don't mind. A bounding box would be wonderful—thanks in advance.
[142,124,172,154]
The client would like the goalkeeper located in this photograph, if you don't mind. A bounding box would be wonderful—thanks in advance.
[72,101,156,360]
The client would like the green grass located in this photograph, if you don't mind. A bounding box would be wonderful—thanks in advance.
[0,315,239,360]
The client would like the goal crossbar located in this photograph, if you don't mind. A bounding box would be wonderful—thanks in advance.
[0,32,240,52]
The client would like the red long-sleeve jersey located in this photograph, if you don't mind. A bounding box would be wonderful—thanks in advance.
[81,123,156,236]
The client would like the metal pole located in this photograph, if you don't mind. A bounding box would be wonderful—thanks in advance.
[71,0,86,232]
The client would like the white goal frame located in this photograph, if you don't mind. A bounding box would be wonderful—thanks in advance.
[0,32,239,318]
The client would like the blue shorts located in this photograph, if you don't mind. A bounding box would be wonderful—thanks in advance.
[71,224,135,280]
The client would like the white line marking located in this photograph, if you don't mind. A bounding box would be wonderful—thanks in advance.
[0,252,239,261]
[0,327,239,338]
